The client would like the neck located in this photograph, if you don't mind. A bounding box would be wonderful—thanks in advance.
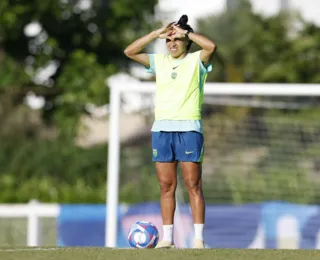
[172,51,188,60]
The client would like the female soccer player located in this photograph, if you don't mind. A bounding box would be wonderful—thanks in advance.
[124,15,217,249]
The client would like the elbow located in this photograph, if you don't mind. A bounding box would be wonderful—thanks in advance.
[213,42,217,52]
[124,46,135,57]
[124,48,131,57]
[209,42,217,53]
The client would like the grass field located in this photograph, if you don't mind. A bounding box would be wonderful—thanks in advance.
[0,248,319,260]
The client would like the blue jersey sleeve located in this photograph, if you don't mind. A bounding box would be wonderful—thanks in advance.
[145,54,156,75]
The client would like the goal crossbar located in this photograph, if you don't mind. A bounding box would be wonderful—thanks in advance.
[113,82,320,96]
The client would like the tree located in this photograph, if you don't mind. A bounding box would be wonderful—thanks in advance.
[0,0,158,136]
[0,0,159,203]
[195,0,320,84]
[193,1,320,205]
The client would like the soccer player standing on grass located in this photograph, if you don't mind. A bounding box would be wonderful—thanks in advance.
[124,14,217,249]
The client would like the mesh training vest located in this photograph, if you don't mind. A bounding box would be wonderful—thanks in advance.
[153,51,207,120]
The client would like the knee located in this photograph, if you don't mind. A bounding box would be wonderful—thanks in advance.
[184,179,201,194]
[159,179,176,194]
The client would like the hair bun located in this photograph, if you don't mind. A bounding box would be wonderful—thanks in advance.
[178,15,188,25]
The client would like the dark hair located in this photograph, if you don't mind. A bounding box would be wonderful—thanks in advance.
[176,15,194,50]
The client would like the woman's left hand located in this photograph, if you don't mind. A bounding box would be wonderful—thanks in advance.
[171,24,188,38]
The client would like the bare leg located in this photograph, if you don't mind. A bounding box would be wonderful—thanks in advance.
[180,162,205,224]
[156,162,178,225]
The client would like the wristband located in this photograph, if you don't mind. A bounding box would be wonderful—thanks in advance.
[185,30,192,38]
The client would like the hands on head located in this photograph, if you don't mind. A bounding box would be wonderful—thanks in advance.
[156,23,187,40]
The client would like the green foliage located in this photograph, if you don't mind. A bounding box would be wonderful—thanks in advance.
[54,50,116,136]
[196,0,320,83]
[0,0,159,203]
[0,54,29,90]
[0,136,108,203]
[1,0,320,205]
[0,0,158,136]
[56,50,115,106]
[0,136,159,203]
[198,110,320,205]
[119,145,160,203]
[187,2,320,206]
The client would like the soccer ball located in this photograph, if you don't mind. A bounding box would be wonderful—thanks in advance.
[128,221,159,248]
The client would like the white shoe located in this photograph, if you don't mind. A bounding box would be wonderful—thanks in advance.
[155,240,175,249]
[193,239,205,249]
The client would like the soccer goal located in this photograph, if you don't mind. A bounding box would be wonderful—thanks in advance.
[106,75,320,248]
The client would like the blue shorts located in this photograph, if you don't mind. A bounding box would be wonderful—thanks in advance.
[152,131,204,163]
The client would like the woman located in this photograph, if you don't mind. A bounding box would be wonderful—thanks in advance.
[124,15,217,249]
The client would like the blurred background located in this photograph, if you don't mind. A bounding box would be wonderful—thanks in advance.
[0,0,320,249]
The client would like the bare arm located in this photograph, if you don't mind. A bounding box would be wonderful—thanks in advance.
[172,25,217,65]
[124,32,158,67]
[188,32,217,65]
[124,24,174,67]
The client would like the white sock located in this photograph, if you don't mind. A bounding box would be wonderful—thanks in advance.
[162,224,174,243]
[194,224,204,241]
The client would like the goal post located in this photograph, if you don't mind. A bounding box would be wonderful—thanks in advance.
[105,78,320,248]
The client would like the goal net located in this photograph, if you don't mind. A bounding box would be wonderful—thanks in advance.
[106,75,320,248]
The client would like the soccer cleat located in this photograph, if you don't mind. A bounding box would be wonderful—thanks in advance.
[155,240,175,249]
[193,239,205,249]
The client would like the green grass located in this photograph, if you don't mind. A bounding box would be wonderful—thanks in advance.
[0,248,319,260]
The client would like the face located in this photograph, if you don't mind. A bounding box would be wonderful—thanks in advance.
[166,36,189,58]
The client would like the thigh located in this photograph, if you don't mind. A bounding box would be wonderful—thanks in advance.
[155,162,178,186]
[152,131,175,162]
[174,131,204,163]
[180,161,202,187]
